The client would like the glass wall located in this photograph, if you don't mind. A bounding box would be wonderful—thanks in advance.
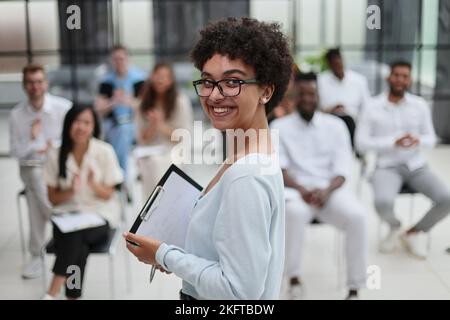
[0,0,447,108]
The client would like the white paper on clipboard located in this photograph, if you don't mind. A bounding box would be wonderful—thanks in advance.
[51,211,106,233]
[132,167,202,249]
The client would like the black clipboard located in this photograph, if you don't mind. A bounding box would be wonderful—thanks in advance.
[127,164,203,247]
[98,82,114,98]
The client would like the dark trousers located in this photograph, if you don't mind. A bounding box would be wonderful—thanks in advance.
[52,222,109,298]
[180,290,197,300]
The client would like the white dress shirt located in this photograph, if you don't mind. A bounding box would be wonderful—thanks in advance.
[318,69,371,119]
[43,138,124,227]
[9,93,71,166]
[270,111,352,189]
[355,92,437,171]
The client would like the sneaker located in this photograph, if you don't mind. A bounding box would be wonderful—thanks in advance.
[379,227,400,253]
[400,232,428,260]
[287,283,304,300]
[41,293,56,300]
[22,257,43,279]
[345,289,359,300]
[345,293,359,300]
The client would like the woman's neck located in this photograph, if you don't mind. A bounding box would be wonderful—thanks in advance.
[72,140,89,166]
[154,94,166,106]
[226,111,272,162]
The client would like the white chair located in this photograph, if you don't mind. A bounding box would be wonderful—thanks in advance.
[16,188,27,262]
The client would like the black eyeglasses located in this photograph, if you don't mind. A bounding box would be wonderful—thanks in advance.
[192,78,259,97]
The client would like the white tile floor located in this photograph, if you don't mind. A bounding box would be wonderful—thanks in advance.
[0,110,449,300]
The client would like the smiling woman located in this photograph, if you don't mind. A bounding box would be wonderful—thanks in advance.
[42,105,123,299]
[124,17,293,300]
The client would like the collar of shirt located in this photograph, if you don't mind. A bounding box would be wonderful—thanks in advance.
[295,111,321,129]
[327,69,350,84]
[381,91,414,111]
[65,138,97,175]
[26,93,52,115]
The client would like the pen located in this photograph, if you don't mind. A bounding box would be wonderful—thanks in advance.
[149,265,156,283]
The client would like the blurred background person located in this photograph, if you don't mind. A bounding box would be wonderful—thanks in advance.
[271,72,367,300]
[136,61,193,199]
[268,64,300,123]
[94,45,145,202]
[42,105,123,299]
[318,48,371,151]
[356,61,450,260]
[9,63,71,279]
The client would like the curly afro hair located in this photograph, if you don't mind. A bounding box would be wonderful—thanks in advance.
[191,17,293,115]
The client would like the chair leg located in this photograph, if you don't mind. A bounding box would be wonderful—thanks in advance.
[40,247,47,294]
[427,233,432,253]
[377,219,382,251]
[17,193,27,261]
[124,250,132,293]
[335,231,344,290]
[109,254,115,300]
[356,162,365,198]
[408,196,415,225]
[119,187,132,294]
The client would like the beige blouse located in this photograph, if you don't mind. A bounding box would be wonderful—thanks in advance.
[136,93,193,147]
[43,138,124,227]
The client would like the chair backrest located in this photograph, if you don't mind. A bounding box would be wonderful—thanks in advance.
[114,183,128,227]
[399,184,416,194]
[310,218,322,225]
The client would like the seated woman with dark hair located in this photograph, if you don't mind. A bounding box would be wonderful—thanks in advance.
[42,105,123,299]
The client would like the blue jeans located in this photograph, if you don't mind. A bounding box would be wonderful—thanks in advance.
[103,118,135,180]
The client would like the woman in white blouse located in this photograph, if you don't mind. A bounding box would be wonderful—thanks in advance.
[136,61,193,198]
[42,105,123,299]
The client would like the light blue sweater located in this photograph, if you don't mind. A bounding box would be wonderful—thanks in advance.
[156,153,285,299]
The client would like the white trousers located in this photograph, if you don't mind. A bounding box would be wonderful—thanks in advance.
[285,188,368,289]
[19,166,52,256]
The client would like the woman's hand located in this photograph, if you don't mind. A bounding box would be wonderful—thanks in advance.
[123,232,162,265]
[145,109,163,124]
[87,168,96,188]
[112,89,128,105]
[155,264,172,274]
[71,174,81,194]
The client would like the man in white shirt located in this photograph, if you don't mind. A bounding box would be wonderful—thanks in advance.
[356,61,450,259]
[9,64,71,279]
[271,72,367,300]
[318,48,371,150]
